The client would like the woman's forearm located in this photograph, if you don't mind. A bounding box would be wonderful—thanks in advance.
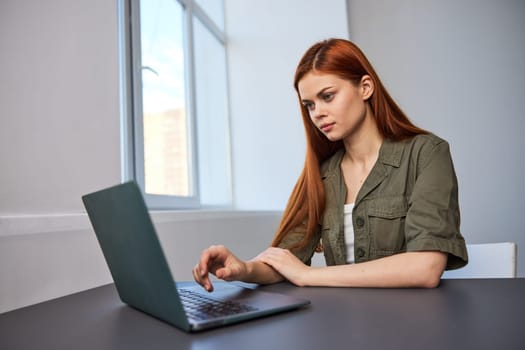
[244,260,285,285]
[302,251,447,288]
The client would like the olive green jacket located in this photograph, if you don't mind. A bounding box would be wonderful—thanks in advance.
[278,134,468,270]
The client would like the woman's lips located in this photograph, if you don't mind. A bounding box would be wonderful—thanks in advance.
[320,122,335,132]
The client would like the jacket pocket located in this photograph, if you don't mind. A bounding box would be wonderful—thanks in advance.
[367,196,408,255]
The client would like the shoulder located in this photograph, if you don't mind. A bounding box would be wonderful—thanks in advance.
[403,133,451,164]
[401,133,456,175]
[409,133,448,148]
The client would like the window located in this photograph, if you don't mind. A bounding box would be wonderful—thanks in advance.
[120,0,231,208]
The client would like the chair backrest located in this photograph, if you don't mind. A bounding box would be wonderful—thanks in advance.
[442,242,517,279]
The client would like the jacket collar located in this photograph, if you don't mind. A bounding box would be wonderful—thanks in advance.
[322,138,405,178]
[378,139,404,168]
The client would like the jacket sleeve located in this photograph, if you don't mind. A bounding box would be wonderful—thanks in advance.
[405,139,468,270]
[277,219,321,266]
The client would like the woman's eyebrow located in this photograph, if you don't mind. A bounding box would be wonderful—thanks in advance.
[317,86,334,97]
[301,86,334,103]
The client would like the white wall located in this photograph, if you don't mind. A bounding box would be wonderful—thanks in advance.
[0,0,122,215]
[347,0,525,276]
[225,0,349,210]
[0,0,122,313]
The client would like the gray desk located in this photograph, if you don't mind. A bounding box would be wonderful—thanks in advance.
[1,279,524,350]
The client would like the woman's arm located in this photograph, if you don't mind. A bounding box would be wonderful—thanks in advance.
[245,259,285,285]
[257,247,447,288]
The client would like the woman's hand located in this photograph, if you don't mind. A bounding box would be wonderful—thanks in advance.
[192,245,248,292]
[256,247,311,287]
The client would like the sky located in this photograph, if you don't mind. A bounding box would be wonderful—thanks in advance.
[140,0,186,114]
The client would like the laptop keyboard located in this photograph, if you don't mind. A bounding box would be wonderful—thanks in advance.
[178,288,258,321]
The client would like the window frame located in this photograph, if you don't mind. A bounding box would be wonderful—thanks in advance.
[119,0,229,209]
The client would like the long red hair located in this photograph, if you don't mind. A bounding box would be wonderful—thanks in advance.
[271,38,427,250]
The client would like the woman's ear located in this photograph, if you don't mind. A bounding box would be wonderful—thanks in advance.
[360,75,374,100]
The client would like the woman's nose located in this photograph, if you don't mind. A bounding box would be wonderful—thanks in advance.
[310,105,325,119]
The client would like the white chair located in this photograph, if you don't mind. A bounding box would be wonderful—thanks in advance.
[442,242,517,279]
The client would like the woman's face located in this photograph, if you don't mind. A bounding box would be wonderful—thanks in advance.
[298,72,373,142]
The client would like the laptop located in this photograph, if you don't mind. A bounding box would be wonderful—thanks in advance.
[82,181,310,332]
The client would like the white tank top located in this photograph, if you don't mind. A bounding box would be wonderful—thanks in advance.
[344,203,355,264]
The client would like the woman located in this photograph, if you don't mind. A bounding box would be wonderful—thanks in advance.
[193,38,468,290]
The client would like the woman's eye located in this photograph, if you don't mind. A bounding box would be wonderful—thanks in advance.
[304,103,314,111]
[322,93,334,101]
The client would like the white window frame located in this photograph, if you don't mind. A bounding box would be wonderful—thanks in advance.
[118,0,230,209]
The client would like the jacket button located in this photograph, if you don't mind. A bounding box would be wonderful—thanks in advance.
[356,247,365,258]
[355,216,365,228]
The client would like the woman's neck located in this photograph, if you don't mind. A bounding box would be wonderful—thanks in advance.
[342,116,383,166]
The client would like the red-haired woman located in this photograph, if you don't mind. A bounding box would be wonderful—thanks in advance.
[193,38,468,290]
